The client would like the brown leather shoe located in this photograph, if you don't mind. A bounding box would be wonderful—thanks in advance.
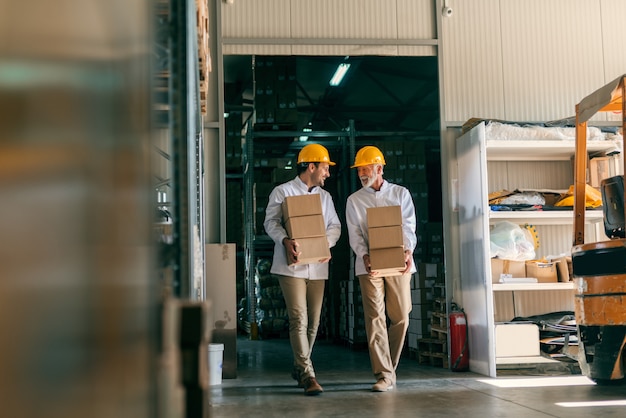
[303,377,323,396]
[372,378,394,392]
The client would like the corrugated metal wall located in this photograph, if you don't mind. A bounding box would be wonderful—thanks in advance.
[440,0,505,123]
[442,0,626,125]
[221,0,436,56]
[499,0,605,122]
[221,0,626,122]
[601,0,626,124]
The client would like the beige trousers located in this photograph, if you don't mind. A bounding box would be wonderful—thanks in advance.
[358,273,412,383]
[277,275,326,380]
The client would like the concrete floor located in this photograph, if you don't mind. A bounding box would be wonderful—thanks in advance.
[208,336,626,418]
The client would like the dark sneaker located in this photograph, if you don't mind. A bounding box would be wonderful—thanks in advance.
[372,378,394,392]
[303,377,323,396]
[291,369,304,388]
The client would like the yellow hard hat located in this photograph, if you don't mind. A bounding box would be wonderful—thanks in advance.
[351,146,386,168]
[297,143,336,166]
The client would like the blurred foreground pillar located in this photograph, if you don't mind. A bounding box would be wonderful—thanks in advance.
[0,1,157,417]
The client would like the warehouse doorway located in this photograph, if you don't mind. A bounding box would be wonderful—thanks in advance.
[222,55,442,343]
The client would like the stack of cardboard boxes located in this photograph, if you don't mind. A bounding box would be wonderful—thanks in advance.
[367,205,406,276]
[254,56,298,128]
[490,258,570,283]
[282,194,330,265]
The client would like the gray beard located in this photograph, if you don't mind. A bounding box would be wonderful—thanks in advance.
[360,176,375,189]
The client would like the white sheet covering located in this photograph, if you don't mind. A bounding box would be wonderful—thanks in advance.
[484,121,614,142]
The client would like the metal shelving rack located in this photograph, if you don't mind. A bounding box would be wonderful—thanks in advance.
[153,0,205,300]
[241,119,431,339]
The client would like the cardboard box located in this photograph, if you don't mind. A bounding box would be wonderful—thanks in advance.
[369,225,403,250]
[367,205,402,228]
[282,194,322,219]
[285,214,325,238]
[549,256,572,282]
[490,258,526,283]
[589,155,618,188]
[370,247,406,276]
[290,236,330,265]
[495,323,540,357]
[525,261,558,283]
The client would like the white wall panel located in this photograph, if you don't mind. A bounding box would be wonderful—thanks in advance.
[600,0,626,124]
[222,0,436,56]
[291,0,397,39]
[513,289,574,317]
[399,45,436,56]
[223,44,292,55]
[221,0,291,38]
[487,161,572,192]
[397,0,436,39]
[534,225,573,259]
[500,0,605,122]
[601,0,626,81]
[441,0,505,123]
[495,289,575,321]
[493,292,515,322]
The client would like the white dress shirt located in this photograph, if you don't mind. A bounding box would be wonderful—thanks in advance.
[264,176,341,279]
[346,180,417,276]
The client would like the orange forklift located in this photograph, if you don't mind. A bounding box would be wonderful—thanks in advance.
[572,74,626,383]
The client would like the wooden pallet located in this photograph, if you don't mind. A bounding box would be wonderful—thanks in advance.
[430,324,448,340]
[417,337,449,368]
[433,298,447,313]
[431,311,448,328]
[418,351,449,368]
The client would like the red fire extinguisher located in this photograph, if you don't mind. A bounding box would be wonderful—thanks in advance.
[449,302,469,371]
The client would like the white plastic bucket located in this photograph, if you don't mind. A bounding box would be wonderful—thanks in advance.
[208,343,224,386]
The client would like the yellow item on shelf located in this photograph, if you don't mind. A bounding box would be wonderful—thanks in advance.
[521,224,540,249]
[554,184,602,208]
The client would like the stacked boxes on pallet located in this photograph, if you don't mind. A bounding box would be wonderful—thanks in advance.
[254,56,298,129]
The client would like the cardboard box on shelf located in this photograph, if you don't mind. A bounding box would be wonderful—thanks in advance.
[369,225,403,250]
[370,247,406,276]
[490,258,526,283]
[589,155,618,188]
[366,205,402,228]
[285,214,325,238]
[549,256,572,282]
[525,261,558,283]
[281,194,323,219]
[290,236,330,266]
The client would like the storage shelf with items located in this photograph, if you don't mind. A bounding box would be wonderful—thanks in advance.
[456,120,622,377]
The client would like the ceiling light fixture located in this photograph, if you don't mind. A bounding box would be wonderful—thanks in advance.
[329,63,351,86]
